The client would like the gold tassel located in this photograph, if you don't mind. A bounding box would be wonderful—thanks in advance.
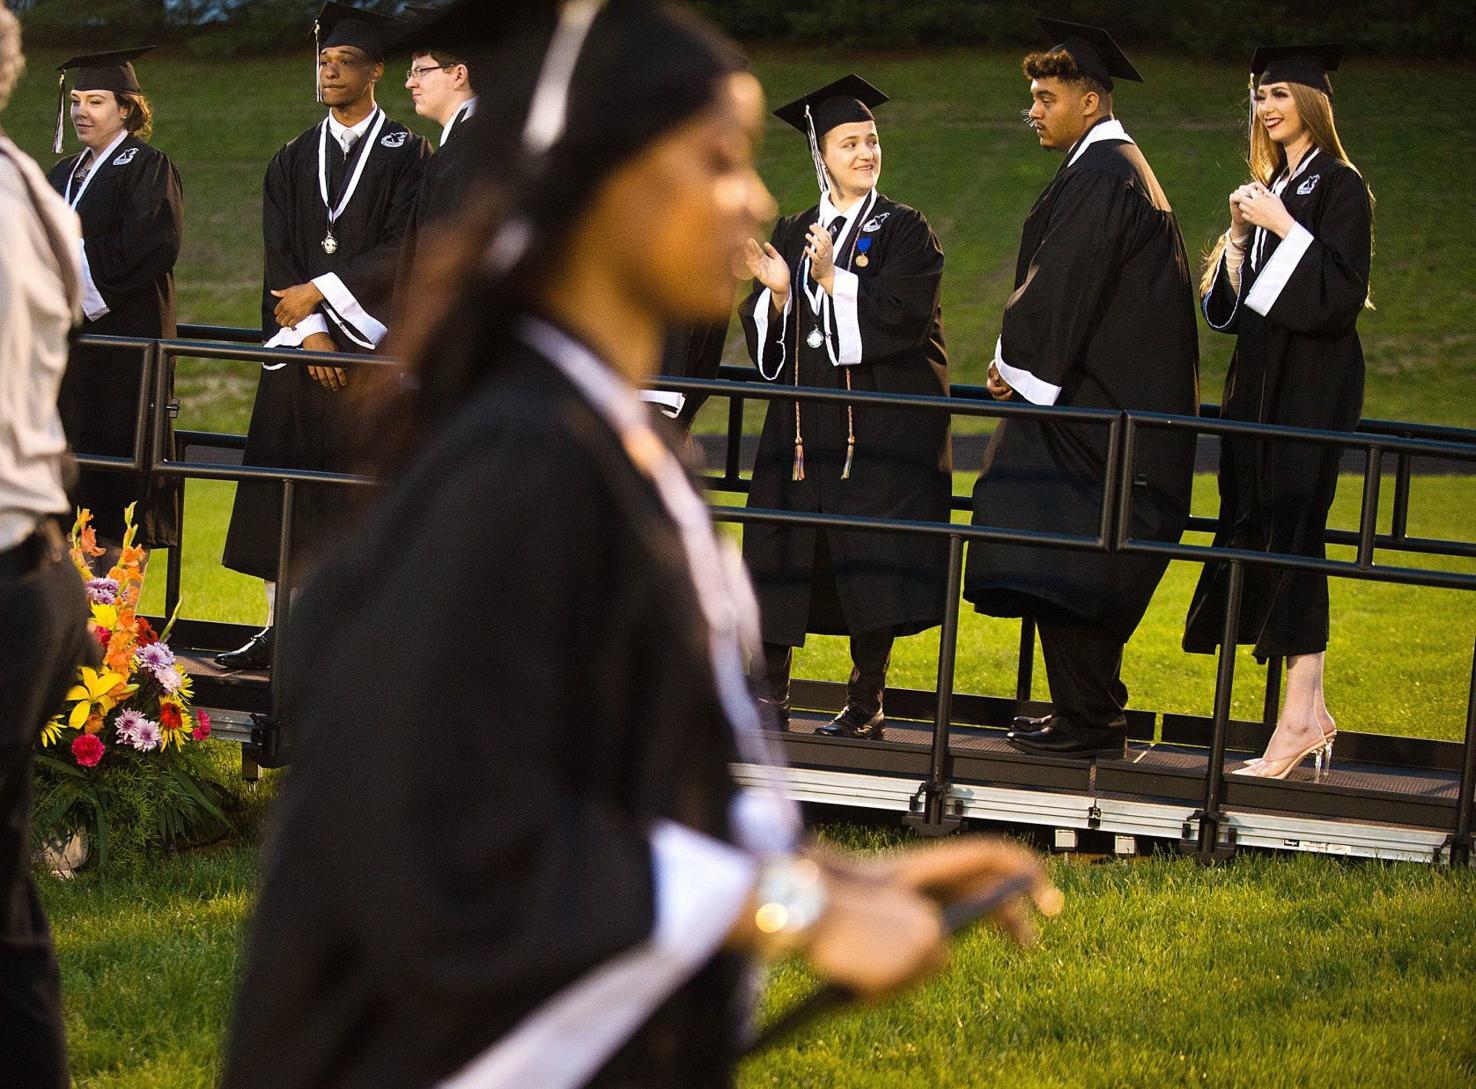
[841,371,856,480]
[315,19,324,104]
[793,436,805,481]
[53,72,66,155]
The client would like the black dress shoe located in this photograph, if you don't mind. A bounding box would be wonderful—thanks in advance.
[1006,718,1126,759]
[815,705,885,740]
[1009,708,1056,726]
[215,627,274,671]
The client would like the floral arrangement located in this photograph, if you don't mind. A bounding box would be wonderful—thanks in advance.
[32,505,230,869]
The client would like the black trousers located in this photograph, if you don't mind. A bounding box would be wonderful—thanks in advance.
[759,630,893,715]
[1036,613,1128,731]
[0,528,92,1089]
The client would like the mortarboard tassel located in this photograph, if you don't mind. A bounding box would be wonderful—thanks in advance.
[803,103,829,198]
[792,432,805,482]
[53,71,66,154]
[841,371,856,480]
[315,18,323,104]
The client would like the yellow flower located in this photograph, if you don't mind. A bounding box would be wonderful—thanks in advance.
[39,718,64,747]
[91,603,119,629]
[64,666,138,730]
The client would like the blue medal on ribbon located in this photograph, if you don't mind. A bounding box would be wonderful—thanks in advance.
[855,235,873,267]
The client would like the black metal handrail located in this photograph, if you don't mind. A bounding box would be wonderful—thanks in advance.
[76,327,1476,864]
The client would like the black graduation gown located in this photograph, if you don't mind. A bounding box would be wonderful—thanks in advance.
[222,341,753,1089]
[222,112,429,581]
[1183,151,1371,659]
[398,105,476,285]
[964,126,1199,642]
[655,317,729,430]
[47,135,183,547]
[738,194,951,646]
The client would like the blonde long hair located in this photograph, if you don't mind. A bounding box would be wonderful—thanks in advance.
[1199,81,1375,303]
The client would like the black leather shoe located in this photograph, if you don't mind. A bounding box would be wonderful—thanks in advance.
[816,705,885,740]
[1006,717,1126,759]
[1009,708,1056,726]
[215,627,274,671]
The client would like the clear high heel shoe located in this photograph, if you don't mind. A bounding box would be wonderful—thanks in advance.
[1228,733,1332,781]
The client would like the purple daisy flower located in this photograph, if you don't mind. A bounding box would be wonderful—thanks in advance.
[136,642,176,675]
[114,708,147,747]
[86,578,119,605]
[132,719,162,752]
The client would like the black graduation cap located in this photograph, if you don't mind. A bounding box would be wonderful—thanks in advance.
[1035,18,1142,92]
[316,2,401,62]
[52,46,156,154]
[1251,43,1343,97]
[773,74,888,141]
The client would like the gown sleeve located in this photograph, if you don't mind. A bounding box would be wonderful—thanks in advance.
[1202,236,1242,334]
[311,137,431,349]
[738,217,795,381]
[828,208,943,366]
[293,423,753,1085]
[80,149,182,307]
[996,168,1136,405]
[1243,168,1371,335]
[261,146,326,345]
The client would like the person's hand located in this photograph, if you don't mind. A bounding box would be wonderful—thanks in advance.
[301,332,349,391]
[1227,183,1257,240]
[744,238,790,314]
[272,281,326,329]
[805,222,836,293]
[987,360,1014,401]
[1236,182,1295,239]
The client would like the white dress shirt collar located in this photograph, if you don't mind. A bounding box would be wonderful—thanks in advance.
[327,108,378,154]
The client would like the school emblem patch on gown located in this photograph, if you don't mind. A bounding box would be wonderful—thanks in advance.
[862,212,890,232]
[1297,174,1320,195]
[112,147,138,166]
[380,131,408,148]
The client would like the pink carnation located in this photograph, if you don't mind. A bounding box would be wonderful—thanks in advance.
[192,708,212,741]
[72,734,104,767]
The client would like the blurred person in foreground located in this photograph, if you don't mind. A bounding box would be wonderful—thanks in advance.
[221,3,1054,1088]
[0,5,92,1086]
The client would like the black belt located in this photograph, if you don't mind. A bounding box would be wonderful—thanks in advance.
[0,519,66,579]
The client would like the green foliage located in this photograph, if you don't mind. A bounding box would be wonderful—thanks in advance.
[32,743,235,872]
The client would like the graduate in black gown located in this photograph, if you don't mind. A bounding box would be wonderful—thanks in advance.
[739,75,951,740]
[47,48,182,553]
[1184,46,1373,781]
[217,2,429,670]
[646,314,730,429]
[222,5,1051,1086]
[398,17,477,272]
[964,21,1199,759]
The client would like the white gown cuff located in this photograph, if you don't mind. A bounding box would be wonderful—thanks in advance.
[311,272,388,348]
[993,335,1061,406]
[753,287,790,381]
[436,821,755,1089]
[1245,222,1313,317]
[640,390,686,418]
[831,268,862,366]
[263,313,330,353]
[78,243,109,321]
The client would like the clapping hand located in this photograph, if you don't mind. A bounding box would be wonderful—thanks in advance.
[804,222,836,286]
[744,238,791,313]
[1233,182,1295,239]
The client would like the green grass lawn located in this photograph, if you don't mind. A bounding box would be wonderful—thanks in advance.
[39,827,1476,1089]
[4,46,1474,430]
[13,34,1476,1089]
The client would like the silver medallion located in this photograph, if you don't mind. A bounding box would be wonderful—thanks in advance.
[322,231,338,255]
[806,327,824,350]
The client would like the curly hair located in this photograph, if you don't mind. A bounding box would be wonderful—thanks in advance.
[1022,49,1109,99]
[118,92,153,142]
[0,4,25,115]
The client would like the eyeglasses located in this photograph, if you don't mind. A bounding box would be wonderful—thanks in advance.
[406,63,456,82]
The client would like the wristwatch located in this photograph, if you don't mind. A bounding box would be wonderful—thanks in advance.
[749,854,828,960]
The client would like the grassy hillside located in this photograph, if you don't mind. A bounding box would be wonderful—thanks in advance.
[4,44,1474,429]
